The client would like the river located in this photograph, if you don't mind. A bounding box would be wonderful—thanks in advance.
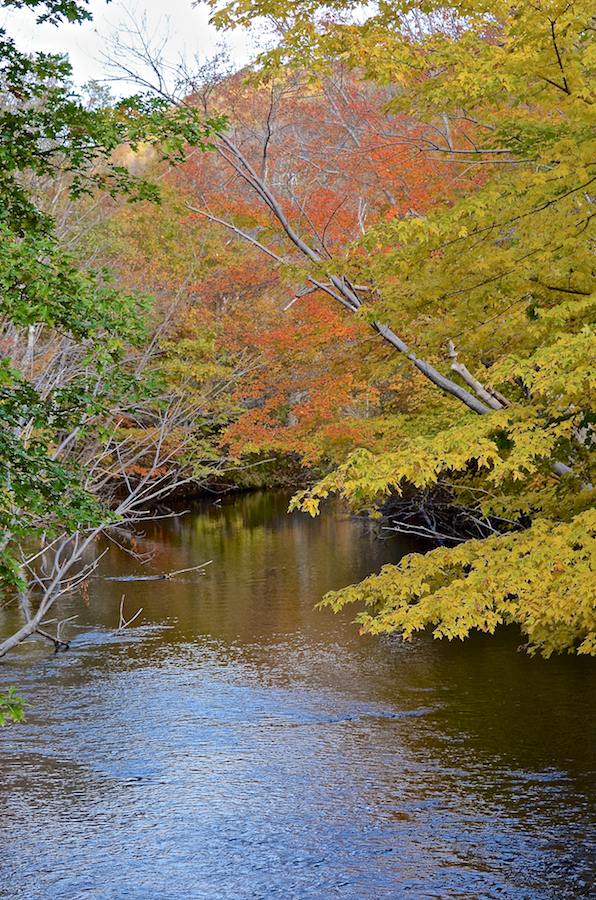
[1,492,595,899]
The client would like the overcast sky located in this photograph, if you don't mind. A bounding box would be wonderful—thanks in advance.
[2,0,257,93]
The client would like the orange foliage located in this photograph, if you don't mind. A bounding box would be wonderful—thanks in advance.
[100,65,488,471]
[173,66,484,254]
[202,293,426,465]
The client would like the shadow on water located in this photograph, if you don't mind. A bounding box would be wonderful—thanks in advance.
[1,492,595,899]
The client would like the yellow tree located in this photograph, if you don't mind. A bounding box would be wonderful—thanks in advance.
[205,0,596,655]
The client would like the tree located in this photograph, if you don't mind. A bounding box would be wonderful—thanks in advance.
[100,19,497,412]
[177,63,493,414]
[170,67,452,466]
[0,686,26,725]
[204,0,596,655]
[0,0,225,658]
[93,58,461,478]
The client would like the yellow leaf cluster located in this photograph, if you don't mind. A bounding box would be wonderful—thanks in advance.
[319,511,596,657]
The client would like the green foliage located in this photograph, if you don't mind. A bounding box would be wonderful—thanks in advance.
[0,0,226,655]
[0,10,224,236]
[0,686,27,725]
[0,224,152,338]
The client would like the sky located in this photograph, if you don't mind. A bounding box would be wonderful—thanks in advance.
[2,0,258,93]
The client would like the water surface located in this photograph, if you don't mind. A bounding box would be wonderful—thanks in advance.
[1,492,595,899]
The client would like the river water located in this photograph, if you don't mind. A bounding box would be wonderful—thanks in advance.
[1,492,595,899]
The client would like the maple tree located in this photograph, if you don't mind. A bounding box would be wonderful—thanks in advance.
[136,62,487,477]
[173,63,493,413]
[201,0,596,655]
[95,65,448,480]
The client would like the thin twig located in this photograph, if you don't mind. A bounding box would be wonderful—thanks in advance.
[113,595,143,633]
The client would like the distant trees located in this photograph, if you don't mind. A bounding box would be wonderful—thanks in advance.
[178,66,493,413]
[127,63,487,474]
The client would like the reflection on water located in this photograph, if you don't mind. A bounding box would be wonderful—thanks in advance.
[1,492,595,899]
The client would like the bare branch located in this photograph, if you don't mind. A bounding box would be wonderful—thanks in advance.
[113,595,143,633]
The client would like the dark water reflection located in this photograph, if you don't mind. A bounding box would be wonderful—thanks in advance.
[1,492,595,899]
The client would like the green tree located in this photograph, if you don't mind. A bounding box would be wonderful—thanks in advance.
[0,0,224,659]
[207,0,596,655]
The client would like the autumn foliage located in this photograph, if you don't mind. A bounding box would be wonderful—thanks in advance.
[109,65,488,472]
[191,0,596,655]
[74,0,596,657]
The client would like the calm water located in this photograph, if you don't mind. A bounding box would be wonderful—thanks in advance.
[1,492,595,899]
